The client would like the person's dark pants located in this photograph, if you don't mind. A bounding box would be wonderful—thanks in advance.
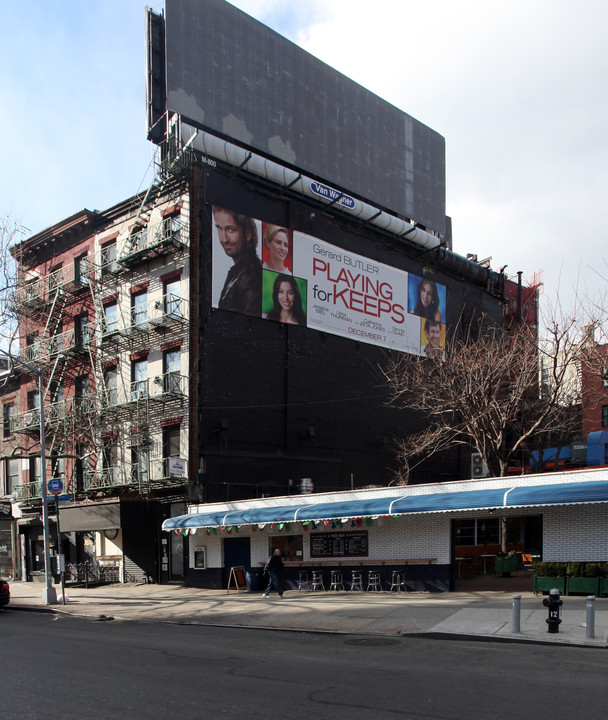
[264,571,283,597]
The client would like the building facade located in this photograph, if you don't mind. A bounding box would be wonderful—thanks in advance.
[1,173,192,583]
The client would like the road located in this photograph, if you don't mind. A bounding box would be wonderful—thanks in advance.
[3,609,608,719]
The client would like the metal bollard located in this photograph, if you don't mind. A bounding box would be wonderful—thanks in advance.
[512,594,521,633]
[586,595,596,639]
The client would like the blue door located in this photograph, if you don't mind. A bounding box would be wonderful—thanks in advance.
[222,537,251,588]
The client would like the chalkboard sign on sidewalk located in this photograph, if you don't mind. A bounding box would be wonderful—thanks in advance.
[227,565,249,593]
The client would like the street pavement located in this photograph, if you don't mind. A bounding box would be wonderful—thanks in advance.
[6,572,608,648]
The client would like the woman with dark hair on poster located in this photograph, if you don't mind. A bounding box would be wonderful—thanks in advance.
[264,274,306,325]
[413,278,442,322]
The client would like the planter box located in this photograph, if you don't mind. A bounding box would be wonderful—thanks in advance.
[533,576,566,595]
[494,556,520,575]
[566,577,600,596]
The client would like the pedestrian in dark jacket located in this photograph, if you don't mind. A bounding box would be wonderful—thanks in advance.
[263,548,285,598]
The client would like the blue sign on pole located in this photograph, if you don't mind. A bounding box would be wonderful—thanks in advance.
[47,478,63,495]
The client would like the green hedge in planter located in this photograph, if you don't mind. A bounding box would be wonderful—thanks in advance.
[566,576,600,596]
[533,561,608,595]
[533,575,566,595]
[494,555,520,574]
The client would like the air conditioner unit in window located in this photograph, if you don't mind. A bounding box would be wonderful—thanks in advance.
[471,453,489,478]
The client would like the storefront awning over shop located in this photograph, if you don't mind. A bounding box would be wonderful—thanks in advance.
[162,479,608,532]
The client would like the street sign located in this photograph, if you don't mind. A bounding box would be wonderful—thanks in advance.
[47,478,63,495]
[45,493,70,503]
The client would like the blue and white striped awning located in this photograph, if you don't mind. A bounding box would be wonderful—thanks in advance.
[162,480,608,531]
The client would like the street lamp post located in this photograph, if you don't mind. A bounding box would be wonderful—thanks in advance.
[36,369,57,605]
[2,350,57,604]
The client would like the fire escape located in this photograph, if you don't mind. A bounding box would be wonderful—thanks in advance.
[11,134,193,504]
[11,258,96,502]
[83,144,191,498]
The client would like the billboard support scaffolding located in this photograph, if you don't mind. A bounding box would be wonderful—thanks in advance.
[183,122,442,253]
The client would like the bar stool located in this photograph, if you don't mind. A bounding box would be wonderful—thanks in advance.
[389,570,406,593]
[297,570,311,592]
[311,570,325,591]
[329,570,344,591]
[367,571,382,592]
[350,570,364,591]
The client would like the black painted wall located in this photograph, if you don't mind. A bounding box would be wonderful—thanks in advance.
[193,164,504,503]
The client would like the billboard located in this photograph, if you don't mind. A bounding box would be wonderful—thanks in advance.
[164,0,446,235]
[211,205,447,356]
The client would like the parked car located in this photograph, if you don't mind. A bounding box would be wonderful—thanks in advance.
[0,579,10,608]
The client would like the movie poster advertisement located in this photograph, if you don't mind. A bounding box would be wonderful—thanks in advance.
[211,206,446,356]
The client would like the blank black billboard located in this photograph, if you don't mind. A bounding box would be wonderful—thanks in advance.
[165,0,446,235]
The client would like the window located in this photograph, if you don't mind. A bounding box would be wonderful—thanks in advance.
[25,332,40,362]
[50,455,65,483]
[103,301,118,334]
[103,367,117,406]
[102,439,118,485]
[4,458,19,494]
[48,264,62,293]
[75,375,90,410]
[163,348,181,394]
[29,456,41,486]
[164,279,182,317]
[74,253,88,285]
[131,358,148,400]
[3,403,14,438]
[163,425,180,458]
[268,534,304,562]
[50,322,63,356]
[101,241,117,276]
[27,390,39,411]
[75,313,90,348]
[131,447,149,487]
[24,278,39,301]
[454,518,500,547]
[75,443,89,493]
[130,226,147,251]
[602,405,608,428]
[163,215,180,240]
[132,291,148,327]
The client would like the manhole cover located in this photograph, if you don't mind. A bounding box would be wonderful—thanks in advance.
[344,638,401,647]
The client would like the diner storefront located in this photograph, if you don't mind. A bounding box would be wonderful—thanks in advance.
[163,467,608,592]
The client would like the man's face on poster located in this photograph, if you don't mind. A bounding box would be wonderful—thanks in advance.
[214,208,250,263]
[427,323,442,348]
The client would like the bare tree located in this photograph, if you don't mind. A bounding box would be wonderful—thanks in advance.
[384,311,587,483]
[0,215,22,350]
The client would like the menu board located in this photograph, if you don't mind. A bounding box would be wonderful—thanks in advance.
[310,532,368,558]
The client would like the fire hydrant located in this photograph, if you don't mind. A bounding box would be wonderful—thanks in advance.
[542,588,563,633]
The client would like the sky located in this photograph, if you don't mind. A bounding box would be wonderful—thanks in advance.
[2,0,607,316]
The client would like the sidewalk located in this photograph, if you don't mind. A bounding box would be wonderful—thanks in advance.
[6,577,608,648]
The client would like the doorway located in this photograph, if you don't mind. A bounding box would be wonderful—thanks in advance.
[167,502,185,582]
[222,537,251,588]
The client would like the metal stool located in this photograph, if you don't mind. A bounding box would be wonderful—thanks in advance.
[389,570,406,593]
[311,570,325,591]
[297,570,311,591]
[367,571,382,592]
[329,570,344,591]
[350,570,364,591]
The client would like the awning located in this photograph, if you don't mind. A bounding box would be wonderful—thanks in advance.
[162,479,608,532]
[59,502,121,532]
